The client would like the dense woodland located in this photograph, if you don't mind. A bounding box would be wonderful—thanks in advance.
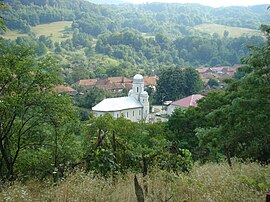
[0,0,268,85]
[0,0,270,200]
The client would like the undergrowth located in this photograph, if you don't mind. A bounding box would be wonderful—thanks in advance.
[0,160,269,202]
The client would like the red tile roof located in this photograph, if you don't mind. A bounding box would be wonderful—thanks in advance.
[171,94,205,108]
[55,85,77,93]
[107,77,132,83]
[143,76,159,86]
[75,79,97,89]
[75,76,158,92]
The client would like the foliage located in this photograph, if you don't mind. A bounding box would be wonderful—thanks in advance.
[199,25,270,163]
[84,114,193,177]
[165,25,270,164]
[0,0,269,186]
[73,87,114,109]
[156,67,202,103]
[207,78,219,87]
[0,43,81,181]
[0,0,7,32]
[0,0,267,75]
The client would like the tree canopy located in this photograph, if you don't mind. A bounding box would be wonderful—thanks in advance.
[156,67,203,103]
[0,43,80,181]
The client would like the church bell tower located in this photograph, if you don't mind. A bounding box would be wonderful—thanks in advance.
[129,74,149,121]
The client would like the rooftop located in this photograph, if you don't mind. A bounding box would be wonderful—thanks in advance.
[92,96,143,112]
[55,85,77,93]
[170,94,205,108]
[144,75,159,86]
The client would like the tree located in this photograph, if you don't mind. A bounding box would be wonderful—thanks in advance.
[223,30,229,38]
[207,78,219,88]
[0,44,77,181]
[156,66,202,103]
[196,25,270,164]
[74,87,109,109]
[0,0,7,33]
[156,66,186,103]
[183,68,203,95]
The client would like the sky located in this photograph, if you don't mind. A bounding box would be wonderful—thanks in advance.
[125,0,269,8]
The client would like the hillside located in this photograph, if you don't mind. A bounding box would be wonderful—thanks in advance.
[195,23,261,38]
[0,0,268,84]
[86,0,125,4]
[0,0,270,196]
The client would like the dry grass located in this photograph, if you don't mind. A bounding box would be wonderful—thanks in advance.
[0,160,269,202]
[194,23,261,38]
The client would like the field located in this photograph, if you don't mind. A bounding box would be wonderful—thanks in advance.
[195,23,261,38]
[1,21,73,42]
[31,21,73,41]
[0,160,269,202]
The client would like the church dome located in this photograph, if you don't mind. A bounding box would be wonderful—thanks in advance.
[133,74,144,83]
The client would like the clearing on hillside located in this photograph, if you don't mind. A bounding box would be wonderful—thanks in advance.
[0,29,28,40]
[195,23,261,38]
[1,21,73,41]
[31,21,73,41]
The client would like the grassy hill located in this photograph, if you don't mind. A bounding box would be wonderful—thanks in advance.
[1,21,73,41]
[195,23,261,38]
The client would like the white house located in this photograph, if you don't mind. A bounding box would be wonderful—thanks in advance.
[167,94,205,115]
[92,74,149,122]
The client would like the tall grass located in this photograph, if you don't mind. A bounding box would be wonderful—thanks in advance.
[0,160,269,202]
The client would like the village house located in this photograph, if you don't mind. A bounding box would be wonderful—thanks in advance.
[92,74,150,122]
[167,94,205,115]
[75,76,158,93]
[75,77,132,92]
[196,65,239,85]
[55,85,77,96]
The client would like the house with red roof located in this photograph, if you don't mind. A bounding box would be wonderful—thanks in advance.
[75,79,98,89]
[55,85,77,96]
[196,65,240,86]
[75,76,158,93]
[167,94,205,115]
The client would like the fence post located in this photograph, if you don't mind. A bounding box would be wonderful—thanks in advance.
[266,193,270,202]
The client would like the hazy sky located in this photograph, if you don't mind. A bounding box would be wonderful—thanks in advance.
[126,0,269,7]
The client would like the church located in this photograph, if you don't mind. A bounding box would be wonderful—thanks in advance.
[92,74,149,122]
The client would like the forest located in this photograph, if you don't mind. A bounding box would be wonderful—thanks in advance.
[0,0,270,201]
[0,0,268,84]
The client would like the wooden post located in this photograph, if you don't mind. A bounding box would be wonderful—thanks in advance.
[142,154,148,195]
[134,175,144,202]
[142,154,147,177]
[266,193,270,202]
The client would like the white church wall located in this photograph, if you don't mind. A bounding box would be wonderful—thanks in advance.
[94,107,143,122]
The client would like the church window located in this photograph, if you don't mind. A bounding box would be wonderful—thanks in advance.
[127,112,129,117]
[137,87,139,92]
[133,111,135,116]
[117,114,119,118]
[139,110,141,116]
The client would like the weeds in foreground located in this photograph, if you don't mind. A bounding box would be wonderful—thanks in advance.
[0,160,269,202]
